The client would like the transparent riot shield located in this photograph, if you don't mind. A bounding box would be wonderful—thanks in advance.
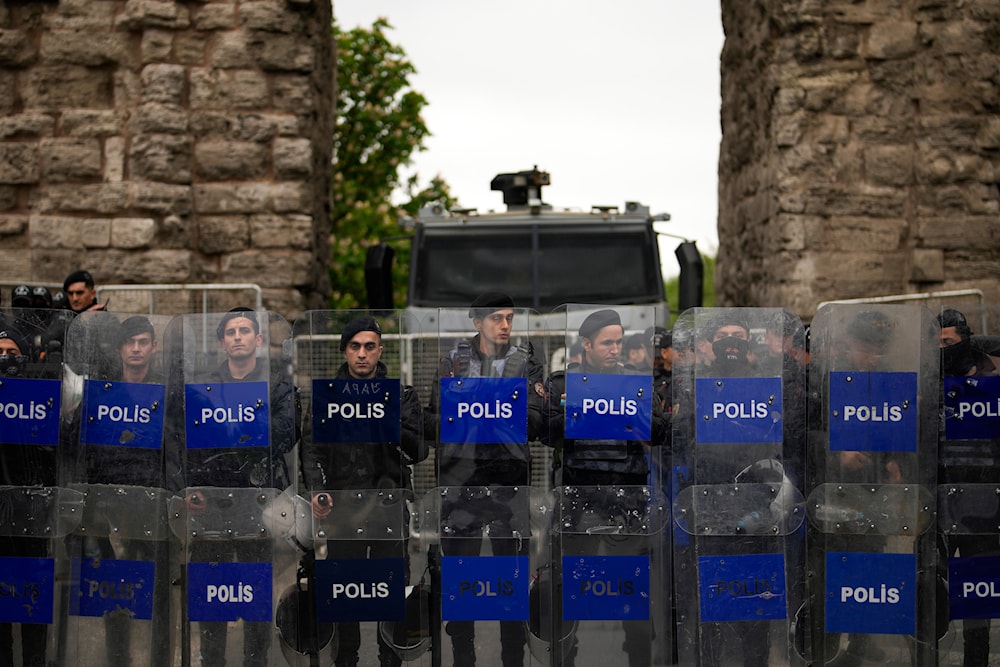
[541,304,668,667]
[804,304,938,666]
[670,308,807,667]
[58,312,175,667]
[292,310,429,667]
[426,302,544,666]
[935,302,1000,666]
[0,307,81,667]
[164,310,299,667]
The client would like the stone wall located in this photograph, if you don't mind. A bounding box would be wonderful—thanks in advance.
[718,0,1000,317]
[0,0,333,318]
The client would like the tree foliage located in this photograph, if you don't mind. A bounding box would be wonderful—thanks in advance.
[330,18,456,309]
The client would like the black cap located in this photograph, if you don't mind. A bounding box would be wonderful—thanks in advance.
[653,327,672,350]
[63,269,95,291]
[579,309,622,339]
[31,286,52,308]
[705,311,751,339]
[119,315,156,346]
[339,316,382,351]
[0,328,29,355]
[216,307,260,340]
[11,284,31,306]
[468,292,515,319]
[847,310,894,350]
[937,308,973,338]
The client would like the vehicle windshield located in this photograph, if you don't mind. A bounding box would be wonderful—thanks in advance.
[411,223,664,311]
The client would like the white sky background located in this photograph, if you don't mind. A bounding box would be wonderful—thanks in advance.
[332,1,724,277]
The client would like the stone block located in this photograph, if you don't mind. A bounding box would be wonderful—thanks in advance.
[221,249,312,287]
[29,215,84,248]
[910,248,944,283]
[141,30,173,64]
[42,0,118,31]
[40,31,127,67]
[272,74,312,112]
[250,214,312,249]
[0,143,39,184]
[198,215,250,254]
[60,110,125,137]
[866,21,918,60]
[110,217,156,249]
[273,137,312,178]
[0,29,37,67]
[174,32,207,65]
[130,134,192,184]
[240,2,301,33]
[0,248,32,277]
[0,73,12,115]
[0,215,28,235]
[127,249,193,282]
[141,63,186,104]
[131,183,193,215]
[114,68,142,108]
[193,183,269,214]
[0,186,17,212]
[105,137,125,183]
[41,138,102,183]
[250,34,314,72]
[0,113,56,139]
[81,218,112,248]
[129,103,189,134]
[864,144,913,186]
[271,182,308,213]
[22,66,113,109]
[194,140,268,180]
[192,3,236,31]
[210,31,254,68]
[190,68,269,110]
[118,0,191,31]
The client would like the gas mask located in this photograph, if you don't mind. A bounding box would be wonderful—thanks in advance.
[711,336,750,376]
[0,353,27,377]
[941,338,976,377]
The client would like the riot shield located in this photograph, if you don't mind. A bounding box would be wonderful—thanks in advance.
[426,301,543,666]
[58,312,175,667]
[935,302,1000,666]
[164,309,299,667]
[671,308,807,667]
[0,307,80,667]
[292,310,429,667]
[804,304,938,666]
[541,304,668,667]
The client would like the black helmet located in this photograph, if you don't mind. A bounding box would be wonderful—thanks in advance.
[275,579,335,667]
[378,583,431,661]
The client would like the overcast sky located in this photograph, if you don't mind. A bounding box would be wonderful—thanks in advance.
[332,1,724,276]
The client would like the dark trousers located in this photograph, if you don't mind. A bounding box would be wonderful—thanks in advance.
[0,537,49,667]
[189,539,272,667]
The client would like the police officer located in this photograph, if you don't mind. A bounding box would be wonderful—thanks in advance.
[63,270,105,314]
[429,292,545,667]
[937,308,999,667]
[0,326,55,667]
[302,316,426,667]
[176,307,298,667]
[543,308,666,667]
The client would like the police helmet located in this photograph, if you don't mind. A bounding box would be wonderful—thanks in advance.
[378,584,431,661]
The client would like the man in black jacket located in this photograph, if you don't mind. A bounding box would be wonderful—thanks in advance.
[301,316,426,667]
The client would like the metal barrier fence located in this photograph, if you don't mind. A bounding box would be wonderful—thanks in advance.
[96,283,263,315]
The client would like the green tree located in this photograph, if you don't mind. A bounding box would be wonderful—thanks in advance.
[331,18,455,308]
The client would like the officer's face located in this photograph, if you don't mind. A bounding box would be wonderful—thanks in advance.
[0,339,21,356]
[344,331,382,379]
[939,325,963,349]
[65,281,96,312]
[475,309,514,347]
[121,332,156,370]
[584,325,623,369]
[220,317,261,361]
